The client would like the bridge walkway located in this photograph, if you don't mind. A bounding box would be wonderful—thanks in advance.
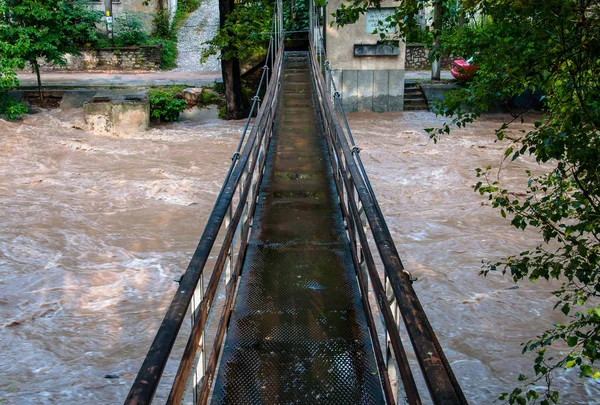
[210,51,385,403]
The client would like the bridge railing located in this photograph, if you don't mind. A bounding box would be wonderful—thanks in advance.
[308,4,468,405]
[124,2,284,404]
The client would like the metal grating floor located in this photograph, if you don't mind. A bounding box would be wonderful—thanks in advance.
[210,52,385,404]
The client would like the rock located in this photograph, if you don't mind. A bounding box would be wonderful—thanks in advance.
[182,88,204,102]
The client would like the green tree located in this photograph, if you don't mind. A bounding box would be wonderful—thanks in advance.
[202,0,272,119]
[336,0,600,402]
[0,1,28,119]
[0,0,100,103]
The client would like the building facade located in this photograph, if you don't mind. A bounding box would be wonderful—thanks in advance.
[324,0,406,112]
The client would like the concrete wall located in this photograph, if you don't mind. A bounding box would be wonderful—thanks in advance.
[325,0,405,112]
[332,69,404,113]
[89,0,178,30]
[89,0,159,33]
[37,46,162,72]
[84,94,150,135]
[168,0,177,24]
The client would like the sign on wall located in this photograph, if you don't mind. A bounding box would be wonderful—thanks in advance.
[366,8,396,34]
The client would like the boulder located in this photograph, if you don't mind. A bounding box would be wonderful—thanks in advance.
[182,87,204,103]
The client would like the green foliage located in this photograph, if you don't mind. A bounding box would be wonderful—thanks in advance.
[201,0,272,62]
[426,0,600,403]
[284,0,309,32]
[148,87,188,122]
[0,0,101,98]
[0,96,28,120]
[336,0,600,402]
[93,2,185,71]
[1,0,101,66]
[178,0,200,14]
[152,6,173,40]
[211,81,225,96]
[94,13,150,48]
[112,13,150,46]
[145,37,177,70]
[404,15,430,44]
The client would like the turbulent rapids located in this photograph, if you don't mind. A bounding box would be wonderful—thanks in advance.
[0,106,598,403]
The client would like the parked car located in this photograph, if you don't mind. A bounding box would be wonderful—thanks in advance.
[451,58,478,81]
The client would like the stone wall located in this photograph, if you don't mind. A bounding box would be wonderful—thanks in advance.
[37,46,162,72]
[405,44,453,69]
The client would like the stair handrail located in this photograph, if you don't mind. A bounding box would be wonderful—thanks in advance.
[308,3,468,404]
[124,2,284,403]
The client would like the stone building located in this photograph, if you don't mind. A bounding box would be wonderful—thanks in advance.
[324,0,406,112]
[88,0,178,32]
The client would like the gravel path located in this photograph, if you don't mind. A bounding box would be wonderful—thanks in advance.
[174,0,221,72]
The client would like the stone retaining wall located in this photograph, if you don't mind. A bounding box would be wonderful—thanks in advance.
[406,44,453,69]
[37,46,162,72]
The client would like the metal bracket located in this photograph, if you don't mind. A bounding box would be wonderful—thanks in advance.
[403,270,418,284]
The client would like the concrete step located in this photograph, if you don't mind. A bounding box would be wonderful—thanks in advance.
[404,104,429,111]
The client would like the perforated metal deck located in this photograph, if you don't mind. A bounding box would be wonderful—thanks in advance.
[210,52,385,404]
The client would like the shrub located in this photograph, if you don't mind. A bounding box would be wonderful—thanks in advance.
[178,0,200,13]
[113,13,150,46]
[148,87,187,122]
[158,38,177,70]
[0,95,27,121]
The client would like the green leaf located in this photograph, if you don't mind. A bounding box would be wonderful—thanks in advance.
[580,364,593,377]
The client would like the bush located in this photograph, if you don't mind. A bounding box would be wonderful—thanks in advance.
[0,95,27,121]
[148,87,188,122]
[113,13,150,46]
[152,6,174,40]
[158,38,177,70]
[178,0,200,13]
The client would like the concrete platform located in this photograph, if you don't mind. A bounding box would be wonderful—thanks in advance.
[15,71,221,89]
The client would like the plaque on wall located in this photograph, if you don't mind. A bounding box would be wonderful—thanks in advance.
[365,8,396,34]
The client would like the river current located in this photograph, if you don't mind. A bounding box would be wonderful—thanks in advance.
[0,107,598,403]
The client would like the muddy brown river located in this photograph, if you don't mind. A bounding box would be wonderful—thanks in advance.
[0,107,598,404]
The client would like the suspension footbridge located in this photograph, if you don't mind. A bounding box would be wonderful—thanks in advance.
[124,3,467,404]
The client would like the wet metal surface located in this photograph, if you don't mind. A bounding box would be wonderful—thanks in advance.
[210,53,384,404]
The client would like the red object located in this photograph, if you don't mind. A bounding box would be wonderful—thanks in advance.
[451,59,478,81]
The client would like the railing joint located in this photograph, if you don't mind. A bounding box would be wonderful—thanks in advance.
[403,270,418,284]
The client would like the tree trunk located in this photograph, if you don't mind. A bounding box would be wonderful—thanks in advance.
[221,58,245,120]
[219,0,245,119]
[431,0,442,80]
[33,61,44,104]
